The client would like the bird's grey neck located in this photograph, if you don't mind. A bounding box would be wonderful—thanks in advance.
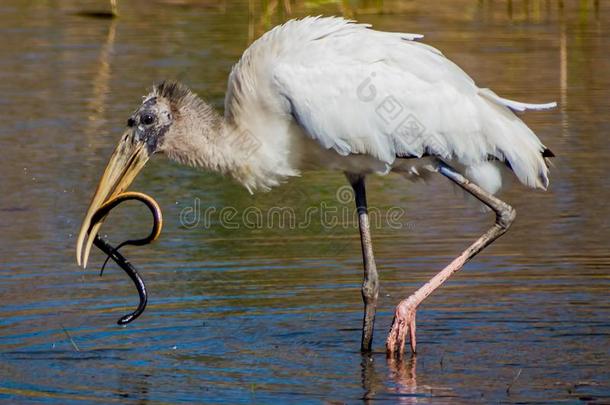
[161,103,257,183]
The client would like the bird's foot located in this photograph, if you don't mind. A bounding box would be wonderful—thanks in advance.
[386,297,417,357]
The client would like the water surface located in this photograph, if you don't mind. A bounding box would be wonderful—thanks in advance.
[0,0,609,403]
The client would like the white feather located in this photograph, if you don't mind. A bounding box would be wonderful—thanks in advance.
[465,161,503,195]
[479,88,557,112]
[224,16,555,192]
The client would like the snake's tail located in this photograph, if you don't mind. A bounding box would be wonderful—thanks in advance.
[93,235,148,325]
[99,255,112,277]
[99,241,129,277]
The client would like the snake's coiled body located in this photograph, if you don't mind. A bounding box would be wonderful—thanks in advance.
[88,192,162,325]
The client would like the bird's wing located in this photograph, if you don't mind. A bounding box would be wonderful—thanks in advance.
[271,19,553,189]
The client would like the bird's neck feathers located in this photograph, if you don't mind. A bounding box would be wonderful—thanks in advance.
[156,82,261,190]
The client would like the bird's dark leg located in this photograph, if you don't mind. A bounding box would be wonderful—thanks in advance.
[386,162,516,356]
[347,174,380,352]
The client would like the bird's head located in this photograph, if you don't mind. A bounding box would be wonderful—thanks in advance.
[76,81,207,268]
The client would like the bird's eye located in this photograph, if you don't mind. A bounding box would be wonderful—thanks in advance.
[141,114,155,125]
[127,117,135,127]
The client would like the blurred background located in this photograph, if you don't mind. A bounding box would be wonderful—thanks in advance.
[0,0,608,403]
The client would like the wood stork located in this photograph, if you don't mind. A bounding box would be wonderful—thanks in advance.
[76,16,555,356]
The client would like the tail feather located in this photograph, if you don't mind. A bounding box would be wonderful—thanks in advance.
[476,94,554,192]
[478,88,557,112]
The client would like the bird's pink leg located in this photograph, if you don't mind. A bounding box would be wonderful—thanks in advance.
[348,174,379,352]
[386,163,516,357]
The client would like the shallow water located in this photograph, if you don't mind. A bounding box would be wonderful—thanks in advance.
[1,0,609,403]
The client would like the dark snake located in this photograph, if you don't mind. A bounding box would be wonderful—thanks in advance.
[88,192,162,325]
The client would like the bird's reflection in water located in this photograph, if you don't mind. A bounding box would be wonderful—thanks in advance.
[360,353,379,401]
[388,355,419,403]
[361,354,418,403]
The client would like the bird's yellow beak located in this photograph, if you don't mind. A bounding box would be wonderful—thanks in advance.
[76,129,151,268]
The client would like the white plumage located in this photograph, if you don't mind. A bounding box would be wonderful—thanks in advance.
[224,16,555,193]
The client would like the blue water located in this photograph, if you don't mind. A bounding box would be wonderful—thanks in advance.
[1,0,609,403]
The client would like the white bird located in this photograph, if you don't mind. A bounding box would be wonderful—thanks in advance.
[76,16,555,356]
